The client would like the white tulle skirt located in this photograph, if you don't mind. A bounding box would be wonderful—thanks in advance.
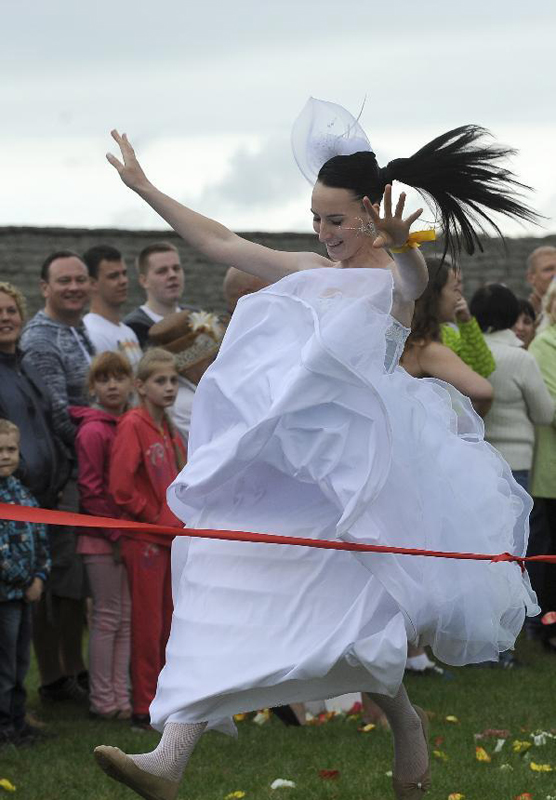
[150,267,538,735]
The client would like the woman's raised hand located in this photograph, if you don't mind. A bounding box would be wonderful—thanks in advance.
[106,130,150,193]
[363,185,423,250]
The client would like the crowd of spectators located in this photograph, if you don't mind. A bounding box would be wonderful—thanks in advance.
[0,241,555,746]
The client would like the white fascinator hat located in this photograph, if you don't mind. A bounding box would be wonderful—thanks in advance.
[291,97,373,185]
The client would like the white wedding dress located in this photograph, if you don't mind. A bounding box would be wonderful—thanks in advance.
[150,267,538,736]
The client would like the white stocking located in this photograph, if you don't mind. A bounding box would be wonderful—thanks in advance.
[129,721,207,782]
[368,686,428,782]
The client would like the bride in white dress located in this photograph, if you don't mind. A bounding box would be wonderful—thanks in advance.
[95,99,539,800]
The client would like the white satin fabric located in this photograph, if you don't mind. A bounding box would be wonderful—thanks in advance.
[150,267,538,736]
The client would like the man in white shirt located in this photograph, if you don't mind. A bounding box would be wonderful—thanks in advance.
[83,245,142,368]
[123,242,196,348]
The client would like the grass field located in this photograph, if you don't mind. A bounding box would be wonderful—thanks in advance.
[1,637,555,800]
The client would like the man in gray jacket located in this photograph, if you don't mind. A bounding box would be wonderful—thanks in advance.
[20,251,94,445]
[19,250,94,703]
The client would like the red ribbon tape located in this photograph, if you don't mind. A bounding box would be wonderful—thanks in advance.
[1,502,556,567]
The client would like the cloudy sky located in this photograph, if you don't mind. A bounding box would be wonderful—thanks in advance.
[3,0,556,236]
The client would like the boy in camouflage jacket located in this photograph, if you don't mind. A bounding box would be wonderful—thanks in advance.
[0,419,50,745]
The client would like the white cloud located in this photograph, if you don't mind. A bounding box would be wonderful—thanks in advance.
[195,136,306,209]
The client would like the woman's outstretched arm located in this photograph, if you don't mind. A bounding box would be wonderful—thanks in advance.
[107,131,327,283]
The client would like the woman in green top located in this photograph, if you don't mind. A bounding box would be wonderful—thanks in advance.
[441,266,496,377]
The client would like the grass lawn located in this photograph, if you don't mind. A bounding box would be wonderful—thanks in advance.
[1,636,555,800]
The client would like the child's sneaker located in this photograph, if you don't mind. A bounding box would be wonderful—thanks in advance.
[14,723,55,746]
[39,675,88,703]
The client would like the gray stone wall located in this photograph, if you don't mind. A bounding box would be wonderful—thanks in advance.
[1,226,555,317]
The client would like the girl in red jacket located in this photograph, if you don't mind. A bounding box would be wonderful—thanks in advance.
[71,351,134,719]
[109,348,186,728]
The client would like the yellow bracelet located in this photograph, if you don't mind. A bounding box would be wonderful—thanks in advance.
[390,229,436,253]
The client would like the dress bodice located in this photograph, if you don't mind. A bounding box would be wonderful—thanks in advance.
[384,319,410,373]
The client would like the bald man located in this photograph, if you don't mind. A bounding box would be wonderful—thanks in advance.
[526,245,556,315]
[223,267,269,314]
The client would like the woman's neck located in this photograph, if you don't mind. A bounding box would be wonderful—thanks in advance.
[339,242,393,271]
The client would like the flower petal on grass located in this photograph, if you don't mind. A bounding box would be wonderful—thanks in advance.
[530,762,553,772]
[434,736,445,747]
[253,710,270,725]
[475,746,492,763]
[358,724,376,733]
[225,793,246,799]
[448,794,465,800]
[474,728,511,740]
[499,764,513,771]
[531,731,555,746]
[513,741,533,753]
[514,794,533,800]
[319,770,340,780]
[0,780,16,793]
[445,715,459,724]
[433,750,449,761]
[270,779,296,789]
[494,739,507,753]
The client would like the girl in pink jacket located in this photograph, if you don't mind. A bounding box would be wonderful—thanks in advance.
[70,351,134,719]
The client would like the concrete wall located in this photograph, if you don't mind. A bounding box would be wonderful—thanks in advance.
[2,226,555,317]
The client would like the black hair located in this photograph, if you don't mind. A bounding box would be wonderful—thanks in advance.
[82,245,123,280]
[469,283,520,332]
[317,125,539,261]
[516,297,536,321]
[40,250,83,282]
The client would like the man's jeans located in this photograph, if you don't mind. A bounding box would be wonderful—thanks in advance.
[0,600,31,736]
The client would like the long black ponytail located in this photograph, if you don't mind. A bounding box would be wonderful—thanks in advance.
[317,125,540,260]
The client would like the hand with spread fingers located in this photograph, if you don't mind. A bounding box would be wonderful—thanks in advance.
[364,185,424,250]
[106,130,151,193]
